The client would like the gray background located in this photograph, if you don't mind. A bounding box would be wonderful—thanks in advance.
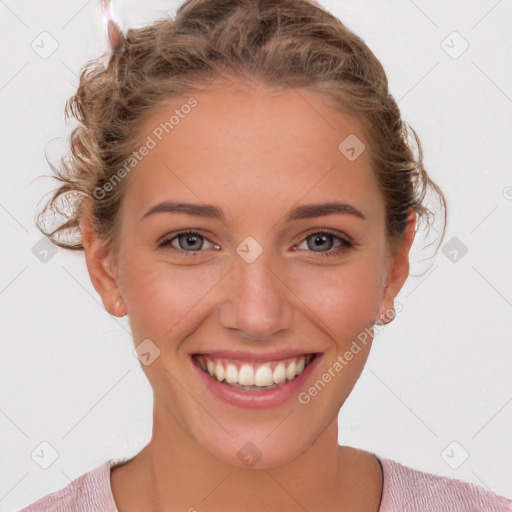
[1,0,511,509]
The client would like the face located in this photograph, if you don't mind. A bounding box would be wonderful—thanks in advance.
[82,83,414,469]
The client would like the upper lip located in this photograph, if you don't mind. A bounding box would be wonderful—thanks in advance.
[192,349,320,363]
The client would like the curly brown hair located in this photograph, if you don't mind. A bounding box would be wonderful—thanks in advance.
[35,0,447,262]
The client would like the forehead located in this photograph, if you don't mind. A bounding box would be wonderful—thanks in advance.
[124,85,381,219]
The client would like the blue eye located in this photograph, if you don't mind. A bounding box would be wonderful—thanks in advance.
[157,229,354,258]
[295,230,354,257]
[157,231,218,256]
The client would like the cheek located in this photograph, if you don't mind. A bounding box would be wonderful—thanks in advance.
[289,259,384,341]
[117,255,225,340]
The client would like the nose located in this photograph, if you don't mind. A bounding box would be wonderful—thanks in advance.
[217,250,295,340]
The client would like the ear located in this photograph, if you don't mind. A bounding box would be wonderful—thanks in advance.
[79,217,127,317]
[374,208,417,325]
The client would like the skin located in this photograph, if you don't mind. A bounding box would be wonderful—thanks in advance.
[80,81,416,511]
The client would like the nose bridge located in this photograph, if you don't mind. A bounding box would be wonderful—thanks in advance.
[218,243,294,339]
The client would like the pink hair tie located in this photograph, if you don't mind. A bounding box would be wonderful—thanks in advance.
[101,0,125,69]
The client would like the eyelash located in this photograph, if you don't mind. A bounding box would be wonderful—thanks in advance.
[157,229,355,258]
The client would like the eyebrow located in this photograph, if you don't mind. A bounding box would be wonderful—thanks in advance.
[139,201,366,223]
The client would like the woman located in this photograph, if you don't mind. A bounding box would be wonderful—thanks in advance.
[23,0,512,510]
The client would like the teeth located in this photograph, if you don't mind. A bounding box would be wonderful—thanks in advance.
[238,364,255,386]
[225,363,238,384]
[285,360,297,381]
[254,365,274,386]
[273,362,286,384]
[214,361,225,382]
[197,354,313,389]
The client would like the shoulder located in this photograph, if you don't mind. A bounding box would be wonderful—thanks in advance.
[19,459,122,512]
[378,456,512,512]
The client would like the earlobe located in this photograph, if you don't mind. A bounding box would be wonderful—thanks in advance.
[110,295,127,318]
[79,217,127,317]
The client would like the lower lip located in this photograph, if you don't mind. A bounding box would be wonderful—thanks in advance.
[191,354,322,410]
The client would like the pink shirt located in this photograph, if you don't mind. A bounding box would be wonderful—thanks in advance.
[20,455,512,511]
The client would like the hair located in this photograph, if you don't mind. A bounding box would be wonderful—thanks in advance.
[35,0,446,265]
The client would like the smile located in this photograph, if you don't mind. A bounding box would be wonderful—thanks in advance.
[193,353,316,390]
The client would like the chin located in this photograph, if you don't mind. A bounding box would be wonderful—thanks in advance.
[200,433,312,470]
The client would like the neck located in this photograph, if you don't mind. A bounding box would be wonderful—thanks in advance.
[133,402,347,511]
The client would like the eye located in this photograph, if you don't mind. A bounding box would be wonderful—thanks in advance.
[157,230,219,256]
[295,229,355,257]
[157,229,355,258]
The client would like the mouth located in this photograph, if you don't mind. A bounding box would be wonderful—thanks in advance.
[192,352,318,391]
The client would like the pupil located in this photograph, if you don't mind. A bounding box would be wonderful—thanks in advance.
[181,234,201,250]
[309,234,332,252]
